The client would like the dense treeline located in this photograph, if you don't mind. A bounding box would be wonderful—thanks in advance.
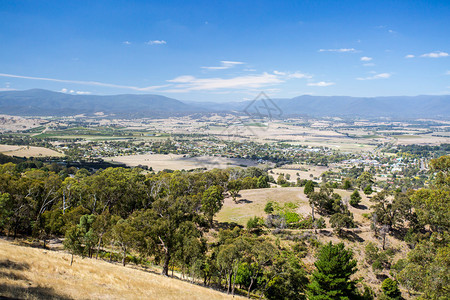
[0,156,449,299]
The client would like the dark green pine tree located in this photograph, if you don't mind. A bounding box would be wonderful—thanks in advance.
[307,242,359,300]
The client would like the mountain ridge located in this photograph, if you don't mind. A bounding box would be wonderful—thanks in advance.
[0,89,449,118]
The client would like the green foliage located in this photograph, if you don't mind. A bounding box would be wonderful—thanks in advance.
[247,216,264,231]
[264,252,308,300]
[304,180,314,195]
[364,185,373,195]
[329,213,354,235]
[365,242,392,272]
[277,174,287,185]
[201,185,224,226]
[307,242,359,300]
[342,179,352,190]
[411,188,449,233]
[0,192,13,233]
[264,201,274,214]
[227,179,242,202]
[350,190,361,207]
[380,278,403,300]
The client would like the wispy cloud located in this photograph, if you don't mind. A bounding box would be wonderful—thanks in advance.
[0,73,168,92]
[405,54,415,58]
[201,61,244,70]
[123,41,131,45]
[420,51,448,58]
[0,70,311,94]
[445,71,450,75]
[166,72,282,91]
[357,73,391,80]
[307,81,335,87]
[360,56,372,61]
[363,63,375,67]
[60,88,91,95]
[164,71,310,92]
[319,48,357,53]
[274,71,312,79]
[146,40,166,45]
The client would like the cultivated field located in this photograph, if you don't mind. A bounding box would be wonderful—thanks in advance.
[0,239,244,300]
[0,145,64,157]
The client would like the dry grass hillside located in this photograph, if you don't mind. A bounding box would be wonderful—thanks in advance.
[0,239,244,300]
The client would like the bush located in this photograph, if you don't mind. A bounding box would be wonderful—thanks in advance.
[247,216,264,230]
[350,190,361,207]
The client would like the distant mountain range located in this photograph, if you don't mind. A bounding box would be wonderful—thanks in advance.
[0,89,449,119]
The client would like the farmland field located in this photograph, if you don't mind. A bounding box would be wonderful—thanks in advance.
[104,154,261,171]
[0,145,64,157]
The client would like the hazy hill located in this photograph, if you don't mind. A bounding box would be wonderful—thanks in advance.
[0,89,201,117]
[0,89,449,118]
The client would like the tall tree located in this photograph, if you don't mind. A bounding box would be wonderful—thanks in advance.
[308,242,359,299]
[201,185,224,226]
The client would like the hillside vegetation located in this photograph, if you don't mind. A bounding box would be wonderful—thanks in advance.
[0,156,449,299]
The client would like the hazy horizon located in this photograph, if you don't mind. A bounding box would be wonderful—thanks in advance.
[1,1,449,102]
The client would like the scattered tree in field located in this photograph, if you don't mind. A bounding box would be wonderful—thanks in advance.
[364,185,373,195]
[330,213,355,236]
[227,180,242,202]
[350,190,361,207]
[304,180,314,195]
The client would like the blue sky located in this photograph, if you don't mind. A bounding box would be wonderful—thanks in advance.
[1,0,449,102]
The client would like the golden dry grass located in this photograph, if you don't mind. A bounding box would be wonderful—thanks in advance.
[0,239,244,300]
[0,145,64,157]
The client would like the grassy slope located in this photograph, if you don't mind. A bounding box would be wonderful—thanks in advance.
[0,239,244,300]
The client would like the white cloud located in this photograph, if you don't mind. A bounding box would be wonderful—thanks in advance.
[361,56,372,61]
[60,88,92,95]
[307,81,335,87]
[273,70,286,75]
[123,41,131,45]
[363,63,375,67]
[287,72,312,79]
[421,51,449,58]
[405,54,415,58]
[357,73,392,80]
[201,61,244,70]
[164,71,310,92]
[0,69,311,94]
[166,72,282,91]
[146,40,167,45]
[0,73,168,92]
[319,48,357,53]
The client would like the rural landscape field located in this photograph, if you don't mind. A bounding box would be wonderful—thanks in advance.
[1,1,450,299]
